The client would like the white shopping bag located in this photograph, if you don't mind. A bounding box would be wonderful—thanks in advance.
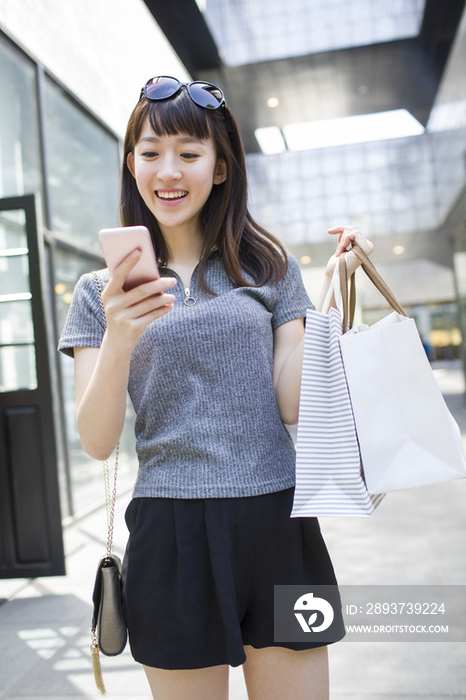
[291,303,384,518]
[339,311,466,493]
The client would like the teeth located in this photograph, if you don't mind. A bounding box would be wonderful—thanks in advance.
[157,191,187,200]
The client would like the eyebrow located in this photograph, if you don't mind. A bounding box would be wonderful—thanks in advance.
[138,136,205,145]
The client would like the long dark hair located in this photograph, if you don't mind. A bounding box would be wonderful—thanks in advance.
[120,89,288,293]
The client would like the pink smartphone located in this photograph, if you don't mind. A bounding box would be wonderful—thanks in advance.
[98,225,160,291]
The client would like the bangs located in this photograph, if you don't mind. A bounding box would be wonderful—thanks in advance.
[146,92,212,141]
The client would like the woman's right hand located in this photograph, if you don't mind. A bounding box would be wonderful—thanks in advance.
[101,248,176,354]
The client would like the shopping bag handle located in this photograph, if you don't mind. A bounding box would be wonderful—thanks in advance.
[339,254,356,334]
[349,244,409,319]
[321,244,407,333]
[321,254,354,333]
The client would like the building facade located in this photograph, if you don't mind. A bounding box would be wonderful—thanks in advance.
[0,2,188,567]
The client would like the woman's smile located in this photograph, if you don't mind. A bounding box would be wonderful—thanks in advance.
[155,189,189,204]
[156,189,188,200]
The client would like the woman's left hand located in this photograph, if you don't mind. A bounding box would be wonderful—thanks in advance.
[325,225,374,277]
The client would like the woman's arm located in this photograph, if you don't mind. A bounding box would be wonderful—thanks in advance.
[75,342,132,460]
[273,225,374,424]
[273,318,306,425]
[74,250,176,460]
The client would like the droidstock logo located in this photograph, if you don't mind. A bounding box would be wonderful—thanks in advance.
[294,592,334,633]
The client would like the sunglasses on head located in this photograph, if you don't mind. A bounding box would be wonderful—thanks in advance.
[140,76,226,111]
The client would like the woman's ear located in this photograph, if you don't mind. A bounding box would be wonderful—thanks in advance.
[214,158,227,185]
[126,152,136,178]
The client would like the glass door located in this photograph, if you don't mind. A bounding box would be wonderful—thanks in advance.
[0,194,65,578]
[0,210,37,391]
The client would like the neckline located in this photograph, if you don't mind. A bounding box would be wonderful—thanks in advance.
[157,246,218,268]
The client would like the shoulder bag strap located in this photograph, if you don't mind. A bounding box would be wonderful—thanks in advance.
[92,271,119,558]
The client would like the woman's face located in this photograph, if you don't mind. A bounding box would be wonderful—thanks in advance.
[127,117,226,239]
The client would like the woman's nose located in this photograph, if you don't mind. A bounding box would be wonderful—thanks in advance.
[157,155,182,182]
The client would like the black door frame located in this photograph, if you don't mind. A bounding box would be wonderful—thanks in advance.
[0,193,65,578]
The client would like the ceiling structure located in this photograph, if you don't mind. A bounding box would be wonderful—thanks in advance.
[203,0,427,65]
[142,0,466,285]
[143,0,466,153]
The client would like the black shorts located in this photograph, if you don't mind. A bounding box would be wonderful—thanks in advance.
[121,487,345,669]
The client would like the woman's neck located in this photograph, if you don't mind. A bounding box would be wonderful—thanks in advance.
[160,223,204,269]
[159,224,205,287]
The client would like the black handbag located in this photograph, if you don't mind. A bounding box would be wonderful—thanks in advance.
[91,553,127,649]
[90,272,127,695]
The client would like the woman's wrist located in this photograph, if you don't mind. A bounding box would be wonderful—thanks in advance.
[100,329,136,365]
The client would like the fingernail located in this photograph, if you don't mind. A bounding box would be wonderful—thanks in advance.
[131,248,141,259]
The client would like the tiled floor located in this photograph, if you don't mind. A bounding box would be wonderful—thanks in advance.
[0,361,464,699]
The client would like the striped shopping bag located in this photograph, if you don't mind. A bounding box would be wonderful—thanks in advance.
[291,306,384,517]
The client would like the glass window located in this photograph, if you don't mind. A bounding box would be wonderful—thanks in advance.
[0,300,34,344]
[0,36,43,202]
[44,78,120,248]
[453,243,466,371]
[204,0,425,65]
[0,210,37,392]
[54,247,137,515]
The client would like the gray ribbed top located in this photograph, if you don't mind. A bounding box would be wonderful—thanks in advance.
[58,252,313,498]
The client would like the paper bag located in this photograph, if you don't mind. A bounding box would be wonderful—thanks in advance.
[339,295,466,494]
[291,305,384,517]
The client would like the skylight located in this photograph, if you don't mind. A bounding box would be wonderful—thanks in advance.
[284,110,425,150]
[204,0,426,67]
[254,126,287,154]
[255,109,425,153]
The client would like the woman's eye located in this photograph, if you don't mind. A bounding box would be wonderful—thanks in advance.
[181,153,199,159]
[141,151,157,157]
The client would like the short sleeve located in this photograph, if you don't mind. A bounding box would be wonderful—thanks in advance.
[57,270,107,358]
[271,254,314,330]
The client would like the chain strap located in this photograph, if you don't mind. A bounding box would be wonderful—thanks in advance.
[92,271,119,557]
[102,444,119,556]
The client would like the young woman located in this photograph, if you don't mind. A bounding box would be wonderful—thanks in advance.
[59,77,373,700]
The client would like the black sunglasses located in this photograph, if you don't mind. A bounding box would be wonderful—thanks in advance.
[140,76,226,111]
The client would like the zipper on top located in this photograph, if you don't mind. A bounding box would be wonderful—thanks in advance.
[183,287,196,306]
[161,263,198,306]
